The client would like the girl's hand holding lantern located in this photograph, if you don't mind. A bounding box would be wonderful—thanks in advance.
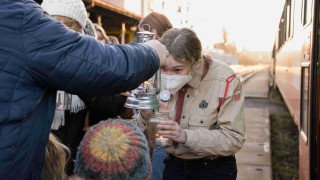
[140,109,154,120]
[157,120,187,144]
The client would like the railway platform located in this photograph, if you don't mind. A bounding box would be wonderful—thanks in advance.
[236,108,272,180]
[236,68,272,180]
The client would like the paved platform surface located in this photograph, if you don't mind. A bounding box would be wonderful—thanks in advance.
[236,108,272,180]
[237,68,272,180]
[243,70,269,98]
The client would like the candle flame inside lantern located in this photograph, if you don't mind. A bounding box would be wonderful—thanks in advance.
[143,81,149,86]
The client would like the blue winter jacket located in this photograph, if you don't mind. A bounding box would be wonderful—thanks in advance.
[0,0,159,179]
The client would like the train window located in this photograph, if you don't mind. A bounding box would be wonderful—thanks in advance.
[300,62,310,143]
[283,10,287,42]
[291,1,295,36]
[279,12,286,48]
[286,5,291,40]
[278,0,294,49]
[280,17,285,47]
[287,0,294,39]
[302,0,313,26]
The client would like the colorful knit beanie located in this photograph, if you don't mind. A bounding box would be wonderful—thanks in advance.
[74,119,150,180]
[41,0,87,29]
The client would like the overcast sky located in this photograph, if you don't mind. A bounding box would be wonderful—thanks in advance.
[157,0,285,52]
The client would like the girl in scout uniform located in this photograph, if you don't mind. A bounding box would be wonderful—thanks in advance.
[137,28,246,179]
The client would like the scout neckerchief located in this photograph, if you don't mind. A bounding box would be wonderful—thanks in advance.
[174,56,211,124]
[173,56,211,148]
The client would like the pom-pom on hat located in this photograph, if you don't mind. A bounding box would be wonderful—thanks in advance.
[74,119,150,180]
[41,0,87,29]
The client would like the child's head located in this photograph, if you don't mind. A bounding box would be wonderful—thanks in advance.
[41,0,88,33]
[74,119,151,180]
[94,24,110,44]
[160,28,202,69]
[139,12,173,39]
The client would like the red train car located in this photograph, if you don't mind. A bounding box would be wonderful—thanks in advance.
[273,0,320,179]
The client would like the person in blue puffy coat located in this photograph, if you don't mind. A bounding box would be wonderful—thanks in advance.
[0,0,167,179]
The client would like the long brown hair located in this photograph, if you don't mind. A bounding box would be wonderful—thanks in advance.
[42,133,70,180]
[139,12,173,38]
[160,28,202,67]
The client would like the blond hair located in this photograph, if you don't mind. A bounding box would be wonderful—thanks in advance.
[42,133,70,180]
[94,23,110,43]
[160,28,202,67]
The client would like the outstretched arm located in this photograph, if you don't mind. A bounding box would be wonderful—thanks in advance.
[23,3,162,96]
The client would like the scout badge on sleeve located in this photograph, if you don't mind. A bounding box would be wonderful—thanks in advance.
[234,84,242,101]
[234,94,241,101]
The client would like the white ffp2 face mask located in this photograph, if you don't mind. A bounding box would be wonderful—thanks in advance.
[161,73,192,94]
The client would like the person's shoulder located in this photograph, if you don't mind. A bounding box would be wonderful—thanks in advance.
[208,57,235,80]
[21,0,53,34]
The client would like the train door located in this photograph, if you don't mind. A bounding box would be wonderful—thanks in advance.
[299,0,313,179]
[310,0,319,178]
[301,0,320,178]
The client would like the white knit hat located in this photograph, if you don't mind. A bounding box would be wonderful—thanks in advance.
[41,0,87,29]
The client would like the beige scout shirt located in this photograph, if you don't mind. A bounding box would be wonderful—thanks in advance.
[136,56,246,159]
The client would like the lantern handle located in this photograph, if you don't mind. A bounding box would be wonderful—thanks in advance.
[141,24,151,32]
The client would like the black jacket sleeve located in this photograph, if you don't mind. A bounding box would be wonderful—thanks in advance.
[81,94,127,124]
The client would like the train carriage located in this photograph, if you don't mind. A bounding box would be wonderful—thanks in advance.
[273,0,320,179]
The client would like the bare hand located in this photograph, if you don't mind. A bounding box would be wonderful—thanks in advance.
[157,121,186,143]
[143,40,168,67]
[119,91,130,97]
[140,110,153,120]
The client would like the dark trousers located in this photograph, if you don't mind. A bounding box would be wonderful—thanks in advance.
[162,155,237,180]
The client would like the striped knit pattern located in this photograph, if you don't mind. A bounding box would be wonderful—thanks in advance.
[74,119,150,180]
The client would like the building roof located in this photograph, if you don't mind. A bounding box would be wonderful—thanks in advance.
[85,0,142,21]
